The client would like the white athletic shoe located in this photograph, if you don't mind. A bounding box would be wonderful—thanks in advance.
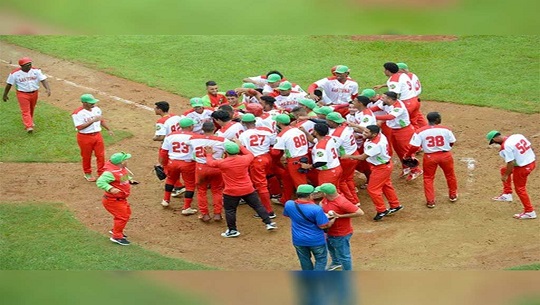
[171,187,185,198]
[181,207,198,215]
[449,194,458,202]
[160,200,170,207]
[492,194,513,202]
[406,169,423,181]
[400,168,411,178]
[513,211,537,220]
[266,222,278,230]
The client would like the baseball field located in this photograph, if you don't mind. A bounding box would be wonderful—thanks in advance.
[0,36,539,276]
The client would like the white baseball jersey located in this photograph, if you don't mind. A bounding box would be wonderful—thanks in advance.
[239,127,276,156]
[6,67,47,92]
[387,73,420,101]
[354,109,377,127]
[410,125,456,153]
[215,121,245,140]
[188,134,227,164]
[161,131,195,161]
[314,76,359,105]
[374,100,411,129]
[257,112,277,133]
[312,136,341,170]
[499,134,536,167]
[274,91,307,112]
[247,75,267,89]
[72,106,102,133]
[403,72,422,97]
[274,126,309,158]
[183,108,214,134]
[364,133,391,165]
[155,114,183,137]
[330,124,358,155]
[263,82,305,95]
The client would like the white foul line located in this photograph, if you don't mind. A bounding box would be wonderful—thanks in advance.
[1,59,153,112]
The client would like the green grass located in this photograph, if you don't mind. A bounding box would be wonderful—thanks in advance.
[0,98,132,162]
[0,202,212,270]
[507,264,540,271]
[1,35,538,113]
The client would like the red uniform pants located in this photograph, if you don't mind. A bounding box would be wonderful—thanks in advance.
[367,161,400,213]
[102,196,131,240]
[338,158,360,204]
[16,91,38,129]
[165,160,196,207]
[390,125,415,169]
[500,161,536,213]
[77,132,105,176]
[423,151,458,203]
[249,153,274,213]
[317,166,342,191]
[196,163,223,215]
[285,155,308,195]
[402,97,426,130]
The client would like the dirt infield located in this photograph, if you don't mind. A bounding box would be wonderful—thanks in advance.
[1,41,539,271]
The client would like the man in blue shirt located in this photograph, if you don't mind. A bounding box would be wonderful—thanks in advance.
[283,184,334,271]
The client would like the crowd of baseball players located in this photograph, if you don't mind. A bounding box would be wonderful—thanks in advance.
[5,58,536,270]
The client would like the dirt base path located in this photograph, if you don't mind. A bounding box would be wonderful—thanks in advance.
[1,41,539,270]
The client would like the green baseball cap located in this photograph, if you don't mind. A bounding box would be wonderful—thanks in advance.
[297,184,315,194]
[190,97,204,108]
[273,114,291,124]
[314,183,337,194]
[335,65,350,74]
[299,98,317,110]
[110,152,131,165]
[242,83,257,89]
[267,73,282,83]
[326,112,346,123]
[179,117,195,128]
[81,94,99,104]
[224,141,240,155]
[397,62,409,70]
[241,113,256,122]
[360,89,376,98]
[278,81,292,91]
[486,130,501,144]
[313,106,333,115]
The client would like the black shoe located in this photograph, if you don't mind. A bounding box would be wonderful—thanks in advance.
[373,210,388,221]
[109,230,127,238]
[110,237,130,246]
[387,206,404,215]
[253,212,277,219]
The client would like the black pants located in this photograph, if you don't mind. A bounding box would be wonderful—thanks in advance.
[224,191,271,230]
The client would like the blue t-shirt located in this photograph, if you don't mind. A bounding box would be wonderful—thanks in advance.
[283,200,329,247]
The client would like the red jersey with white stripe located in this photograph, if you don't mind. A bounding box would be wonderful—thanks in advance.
[499,134,536,167]
[72,106,103,133]
[183,108,214,134]
[6,67,47,92]
[274,91,307,112]
[274,126,309,158]
[188,134,227,164]
[312,136,341,170]
[364,133,391,165]
[239,127,276,156]
[387,73,420,101]
[314,76,359,105]
[374,100,411,129]
[330,124,358,155]
[215,121,245,140]
[410,125,456,153]
[161,131,195,161]
[155,114,182,137]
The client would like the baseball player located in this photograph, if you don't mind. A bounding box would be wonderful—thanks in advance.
[212,110,245,140]
[308,65,358,117]
[263,73,304,96]
[343,125,403,221]
[298,98,318,117]
[239,114,277,218]
[225,90,246,111]
[360,89,393,153]
[487,130,537,219]
[272,81,307,112]
[397,62,426,128]
[349,96,378,184]
[183,97,214,134]
[96,152,138,246]
[3,57,51,133]
[407,112,458,208]
[159,118,197,215]
[72,94,114,182]
[242,70,283,89]
[238,83,262,104]
[188,122,227,222]
[201,81,228,107]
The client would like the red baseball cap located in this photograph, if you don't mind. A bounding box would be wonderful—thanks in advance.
[18,57,32,66]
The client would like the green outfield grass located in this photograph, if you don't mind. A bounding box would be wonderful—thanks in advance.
[0,98,132,162]
[507,264,540,271]
[0,202,212,270]
[1,36,538,114]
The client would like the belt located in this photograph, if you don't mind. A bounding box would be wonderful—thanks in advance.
[79,132,100,135]
[17,90,37,93]
[103,195,126,201]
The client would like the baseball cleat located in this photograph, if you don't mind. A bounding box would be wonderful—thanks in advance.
[160,200,170,207]
[387,205,404,215]
[271,198,284,205]
[108,230,127,238]
[513,211,537,220]
[221,229,241,238]
[110,237,130,246]
[492,194,513,202]
[171,187,185,197]
[326,264,343,271]
[449,195,458,202]
[181,207,198,215]
[198,214,211,222]
[253,212,277,219]
[400,168,411,178]
[266,222,278,230]
[26,127,34,134]
[406,170,423,181]
[373,210,388,221]
[426,202,436,208]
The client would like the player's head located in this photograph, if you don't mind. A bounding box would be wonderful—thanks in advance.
[80,94,99,109]
[273,114,291,128]
[313,122,329,138]
[267,73,283,89]
[353,95,371,109]
[486,130,503,145]
[19,57,32,71]
[290,106,307,119]
[217,104,234,118]
[179,117,195,131]
[313,106,333,119]
[110,152,131,167]
[363,124,380,140]
[211,109,231,126]
[382,91,398,105]
[202,121,216,134]
[426,112,441,125]
[266,70,284,79]
[224,141,241,155]
[245,103,264,117]
[334,65,350,81]
[397,62,409,72]
[296,184,315,199]
[260,96,276,111]
[298,99,317,113]
[241,113,257,129]
[360,89,377,101]
[206,80,219,95]
[314,183,338,198]
[326,112,346,128]
[154,101,170,115]
[277,81,292,96]
[190,97,205,113]
[383,62,399,76]
[225,90,239,105]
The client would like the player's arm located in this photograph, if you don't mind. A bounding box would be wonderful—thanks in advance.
[41,79,51,96]
[73,114,102,130]
[2,84,12,101]
[373,84,387,90]
[333,203,365,218]
[100,118,114,136]
[502,161,515,182]
[96,171,121,194]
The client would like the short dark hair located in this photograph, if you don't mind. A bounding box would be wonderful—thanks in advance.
[206,81,217,87]
[383,62,399,74]
[154,101,170,112]
[211,109,231,122]
[313,123,329,136]
[366,125,380,134]
[202,121,215,133]
[261,96,276,107]
[355,96,371,107]
[266,70,283,79]
[426,112,441,124]
[384,91,398,100]
[218,104,234,113]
